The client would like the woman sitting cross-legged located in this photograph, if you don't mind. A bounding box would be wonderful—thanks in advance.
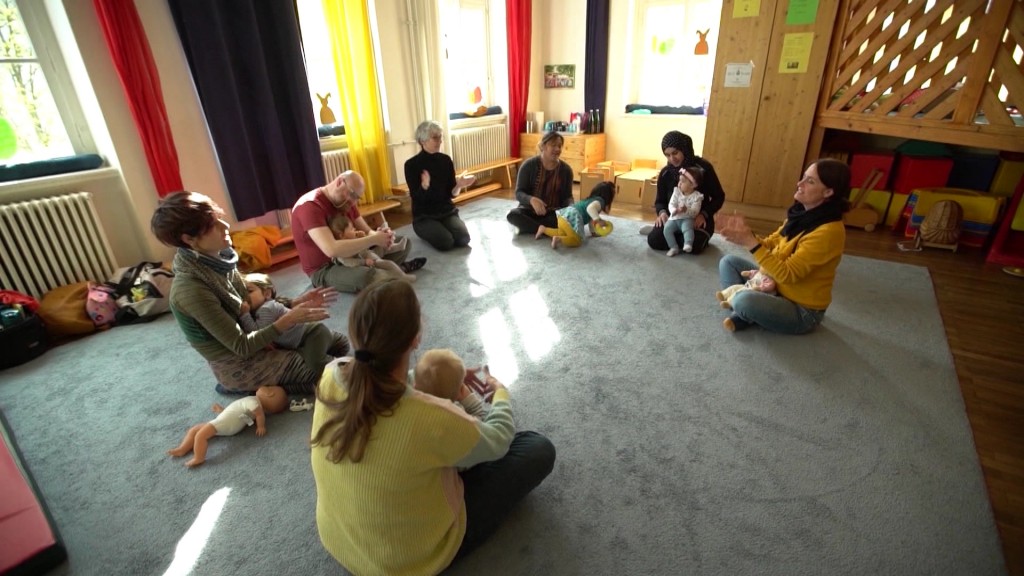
[311,278,556,575]
[645,130,726,254]
[717,158,851,334]
[506,131,574,235]
[151,191,349,395]
[404,120,476,251]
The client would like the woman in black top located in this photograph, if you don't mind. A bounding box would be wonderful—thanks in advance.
[645,131,726,254]
[404,121,476,251]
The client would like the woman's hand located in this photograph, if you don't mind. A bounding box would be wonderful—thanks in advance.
[694,213,707,230]
[420,169,430,190]
[274,301,329,332]
[292,286,338,308]
[455,172,476,190]
[654,211,669,227]
[529,196,548,216]
[719,213,758,248]
[374,228,395,250]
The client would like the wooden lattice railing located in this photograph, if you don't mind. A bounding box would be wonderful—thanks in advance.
[816,0,1024,151]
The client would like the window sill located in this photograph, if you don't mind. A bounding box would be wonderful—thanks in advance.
[319,135,347,152]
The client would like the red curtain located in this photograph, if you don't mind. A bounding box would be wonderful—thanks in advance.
[94,0,182,197]
[506,0,532,156]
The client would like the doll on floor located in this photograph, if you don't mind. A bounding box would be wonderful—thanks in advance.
[168,385,289,468]
[716,268,777,309]
[327,213,416,282]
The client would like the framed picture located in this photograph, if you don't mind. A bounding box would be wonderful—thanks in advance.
[544,64,575,89]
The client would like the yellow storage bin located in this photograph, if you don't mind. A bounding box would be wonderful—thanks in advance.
[989,154,1024,197]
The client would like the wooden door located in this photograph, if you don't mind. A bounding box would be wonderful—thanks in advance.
[703,0,840,208]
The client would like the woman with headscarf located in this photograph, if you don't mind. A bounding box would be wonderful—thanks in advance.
[717,158,852,334]
[645,130,726,254]
[506,131,574,235]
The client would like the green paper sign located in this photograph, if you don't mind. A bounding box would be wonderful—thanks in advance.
[0,118,16,160]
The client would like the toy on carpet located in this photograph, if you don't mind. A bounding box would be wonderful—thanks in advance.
[593,220,614,237]
[716,268,777,309]
[168,385,289,468]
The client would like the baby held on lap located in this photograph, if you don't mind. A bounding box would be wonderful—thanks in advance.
[414,349,492,420]
[327,213,415,282]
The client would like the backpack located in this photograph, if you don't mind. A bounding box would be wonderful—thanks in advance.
[104,261,174,325]
[919,200,964,246]
[899,199,964,252]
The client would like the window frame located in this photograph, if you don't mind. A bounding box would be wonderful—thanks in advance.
[2,0,96,160]
[627,0,721,109]
[443,0,494,115]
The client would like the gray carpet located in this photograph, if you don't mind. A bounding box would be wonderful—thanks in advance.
[0,198,1005,575]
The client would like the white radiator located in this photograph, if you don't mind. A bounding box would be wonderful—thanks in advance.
[450,124,509,171]
[321,149,352,182]
[0,192,117,299]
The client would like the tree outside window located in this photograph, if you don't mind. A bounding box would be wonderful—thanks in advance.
[0,0,74,165]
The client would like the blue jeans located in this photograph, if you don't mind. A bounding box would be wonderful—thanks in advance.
[718,254,825,335]
[663,218,695,249]
[454,431,556,560]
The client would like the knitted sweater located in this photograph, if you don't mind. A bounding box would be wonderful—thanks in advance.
[311,363,515,576]
[514,156,574,209]
[752,220,845,310]
[169,256,280,362]
[404,150,458,219]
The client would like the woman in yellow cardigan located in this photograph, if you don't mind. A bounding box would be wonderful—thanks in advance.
[310,278,555,575]
[717,158,851,334]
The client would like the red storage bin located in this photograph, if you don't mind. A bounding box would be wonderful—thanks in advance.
[891,155,954,196]
[850,152,895,190]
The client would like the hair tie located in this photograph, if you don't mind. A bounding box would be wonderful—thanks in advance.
[354,349,375,363]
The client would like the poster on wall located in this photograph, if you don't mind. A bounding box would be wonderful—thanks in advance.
[544,65,576,89]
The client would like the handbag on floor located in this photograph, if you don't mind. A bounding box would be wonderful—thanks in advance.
[0,308,48,369]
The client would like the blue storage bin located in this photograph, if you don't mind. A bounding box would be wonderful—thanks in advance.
[946,152,1000,192]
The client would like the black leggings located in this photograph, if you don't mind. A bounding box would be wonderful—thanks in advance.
[506,206,558,235]
[647,221,714,254]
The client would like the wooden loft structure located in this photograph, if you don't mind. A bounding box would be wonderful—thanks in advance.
[705,0,1022,213]
[807,0,1024,158]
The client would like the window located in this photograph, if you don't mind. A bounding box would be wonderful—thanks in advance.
[295,0,344,131]
[0,0,92,165]
[443,0,492,114]
[630,0,722,108]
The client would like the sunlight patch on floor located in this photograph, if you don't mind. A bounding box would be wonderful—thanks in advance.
[509,285,560,361]
[477,307,520,386]
[468,219,528,287]
[161,486,231,576]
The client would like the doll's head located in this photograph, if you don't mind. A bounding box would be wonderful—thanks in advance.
[588,182,616,214]
[255,385,289,414]
[328,214,358,240]
[414,349,466,401]
[678,165,705,193]
[243,273,276,311]
[748,268,777,293]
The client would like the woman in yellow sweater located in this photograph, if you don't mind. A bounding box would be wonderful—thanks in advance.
[310,279,555,575]
[717,158,851,334]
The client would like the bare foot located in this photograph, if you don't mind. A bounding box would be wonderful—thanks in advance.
[403,273,416,283]
[185,457,205,468]
[167,447,190,457]
[535,226,546,239]
[550,236,561,249]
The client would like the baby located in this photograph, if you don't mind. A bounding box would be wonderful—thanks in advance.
[327,213,416,282]
[168,385,288,468]
[716,268,777,309]
[413,349,490,419]
[664,165,705,256]
[240,273,334,373]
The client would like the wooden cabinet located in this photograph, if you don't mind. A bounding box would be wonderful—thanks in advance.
[519,133,605,182]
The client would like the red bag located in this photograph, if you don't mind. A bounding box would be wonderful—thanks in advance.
[0,290,39,313]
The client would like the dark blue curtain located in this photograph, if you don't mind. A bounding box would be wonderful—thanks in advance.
[168,0,324,221]
[584,0,610,118]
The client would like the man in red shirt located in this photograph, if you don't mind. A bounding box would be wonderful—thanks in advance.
[292,170,425,292]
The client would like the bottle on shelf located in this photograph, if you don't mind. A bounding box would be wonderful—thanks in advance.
[593,109,602,133]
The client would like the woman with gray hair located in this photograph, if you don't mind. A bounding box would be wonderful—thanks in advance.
[403,120,476,251]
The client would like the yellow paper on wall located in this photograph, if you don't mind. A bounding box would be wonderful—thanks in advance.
[779,32,813,74]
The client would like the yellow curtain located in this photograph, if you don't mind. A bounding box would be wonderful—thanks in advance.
[322,0,390,204]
